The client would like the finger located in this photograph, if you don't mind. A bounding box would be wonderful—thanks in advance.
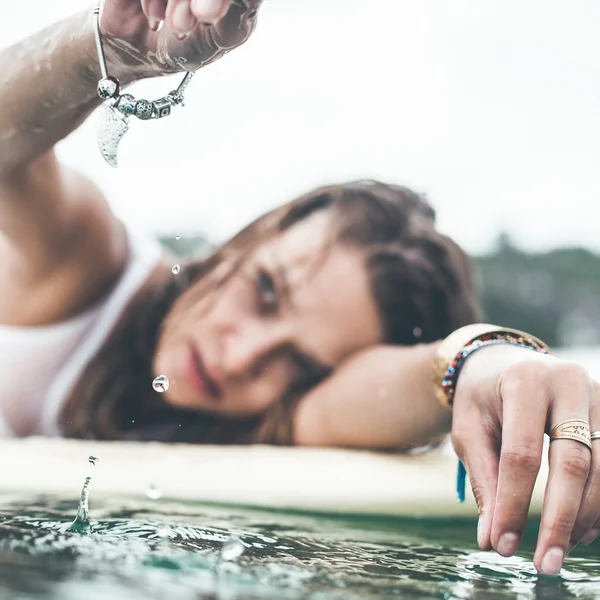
[211,0,260,50]
[533,370,591,575]
[166,0,198,37]
[190,0,230,24]
[570,382,600,546]
[451,413,500,551]
[579,526,600,546]
[141,0,168,30]
[490,378,547,558]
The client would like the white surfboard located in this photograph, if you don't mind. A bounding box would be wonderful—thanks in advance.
[0,437,549,518]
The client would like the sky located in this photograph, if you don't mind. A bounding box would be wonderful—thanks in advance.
[1,0,599,254]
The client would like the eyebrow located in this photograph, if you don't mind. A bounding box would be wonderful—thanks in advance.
[271,258,332,378]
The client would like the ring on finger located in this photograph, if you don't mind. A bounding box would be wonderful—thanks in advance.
[549,419,592,451]
[591,431,600,441]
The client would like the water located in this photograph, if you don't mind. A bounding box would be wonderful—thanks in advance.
[66,476,92,534]
[219,535,246,563]
[146,484,163,501]
[152,376,169,393]
[172,265,181,275]
[0,495,598,600]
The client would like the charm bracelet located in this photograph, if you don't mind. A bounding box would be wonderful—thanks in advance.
[93,2,194,167]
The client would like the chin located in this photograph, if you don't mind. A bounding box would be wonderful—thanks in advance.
[161,387,224,416]
[162,386,204,411]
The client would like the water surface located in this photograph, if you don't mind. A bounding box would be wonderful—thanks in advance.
[0,495,598,599]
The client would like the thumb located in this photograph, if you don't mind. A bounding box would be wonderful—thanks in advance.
[452,423,499,550]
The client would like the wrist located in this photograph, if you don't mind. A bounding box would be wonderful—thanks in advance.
[82,10,154,87]
[414,342,453,441]
[433,324,551,411]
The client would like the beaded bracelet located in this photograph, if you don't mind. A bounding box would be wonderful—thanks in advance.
[433,325,550,412]
[442,333,551,409]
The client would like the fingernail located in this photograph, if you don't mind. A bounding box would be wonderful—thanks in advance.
[477,517,485,548]
[541,547,564,576]
[580,528,599,546]
[191,0,225,23]
[148,18,162,31]
[497,532,520,557]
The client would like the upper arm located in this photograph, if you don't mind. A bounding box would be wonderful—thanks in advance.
[0,151,128,325]
[293,343,448,450]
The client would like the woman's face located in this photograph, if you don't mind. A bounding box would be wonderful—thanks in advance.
[153,211,382,417]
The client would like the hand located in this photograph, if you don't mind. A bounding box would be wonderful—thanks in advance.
[450,344,600,575]
[99,0,262,76]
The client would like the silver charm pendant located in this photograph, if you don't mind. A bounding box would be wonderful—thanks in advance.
[92,5,195,168]
[96,103,130,168]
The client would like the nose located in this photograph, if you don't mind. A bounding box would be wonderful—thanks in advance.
[221,323,286,379]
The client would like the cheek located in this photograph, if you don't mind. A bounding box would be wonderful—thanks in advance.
[230,368,290,415]
[201,282,251,331]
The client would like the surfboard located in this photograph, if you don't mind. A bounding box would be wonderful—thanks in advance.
[0,437,549,518]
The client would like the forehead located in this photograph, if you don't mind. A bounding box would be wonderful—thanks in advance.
[255,211,382,364]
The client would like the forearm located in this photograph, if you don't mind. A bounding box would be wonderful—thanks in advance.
[294,343,451,450]
[0,10,141,177]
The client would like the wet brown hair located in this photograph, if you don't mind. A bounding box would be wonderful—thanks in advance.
[60,180,481,443]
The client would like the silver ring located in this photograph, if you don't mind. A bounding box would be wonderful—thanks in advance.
[591,431,600,441]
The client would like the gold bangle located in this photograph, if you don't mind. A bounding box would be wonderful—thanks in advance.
[432,324,550,411]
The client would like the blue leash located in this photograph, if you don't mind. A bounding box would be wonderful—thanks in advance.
[456,460,466,503]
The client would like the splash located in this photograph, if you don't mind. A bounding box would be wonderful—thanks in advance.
[219,535,246,563]
[67,476,93,534]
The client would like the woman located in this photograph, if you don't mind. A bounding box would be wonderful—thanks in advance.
[0,0,598,576]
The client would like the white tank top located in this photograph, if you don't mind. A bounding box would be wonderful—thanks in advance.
[0,227,162,438]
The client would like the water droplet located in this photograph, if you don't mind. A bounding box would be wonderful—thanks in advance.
[88,456,99,467]
[146,484,163,500]
[172,264,181,275]
[156,526,171,540]
[413,326,422,339]
[175,234,181,240]
[220,536,246,562]
[152,375,169,393]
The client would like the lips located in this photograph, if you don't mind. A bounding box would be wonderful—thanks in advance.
[188,344,223,401]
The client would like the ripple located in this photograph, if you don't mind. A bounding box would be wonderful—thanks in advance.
[0,497,598,600]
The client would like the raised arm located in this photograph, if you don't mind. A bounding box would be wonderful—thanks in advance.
[0,9,133,325]
[0,0,262,326]
[0,0,261,175]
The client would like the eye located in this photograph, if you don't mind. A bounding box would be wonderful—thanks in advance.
[256,268,278,314]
